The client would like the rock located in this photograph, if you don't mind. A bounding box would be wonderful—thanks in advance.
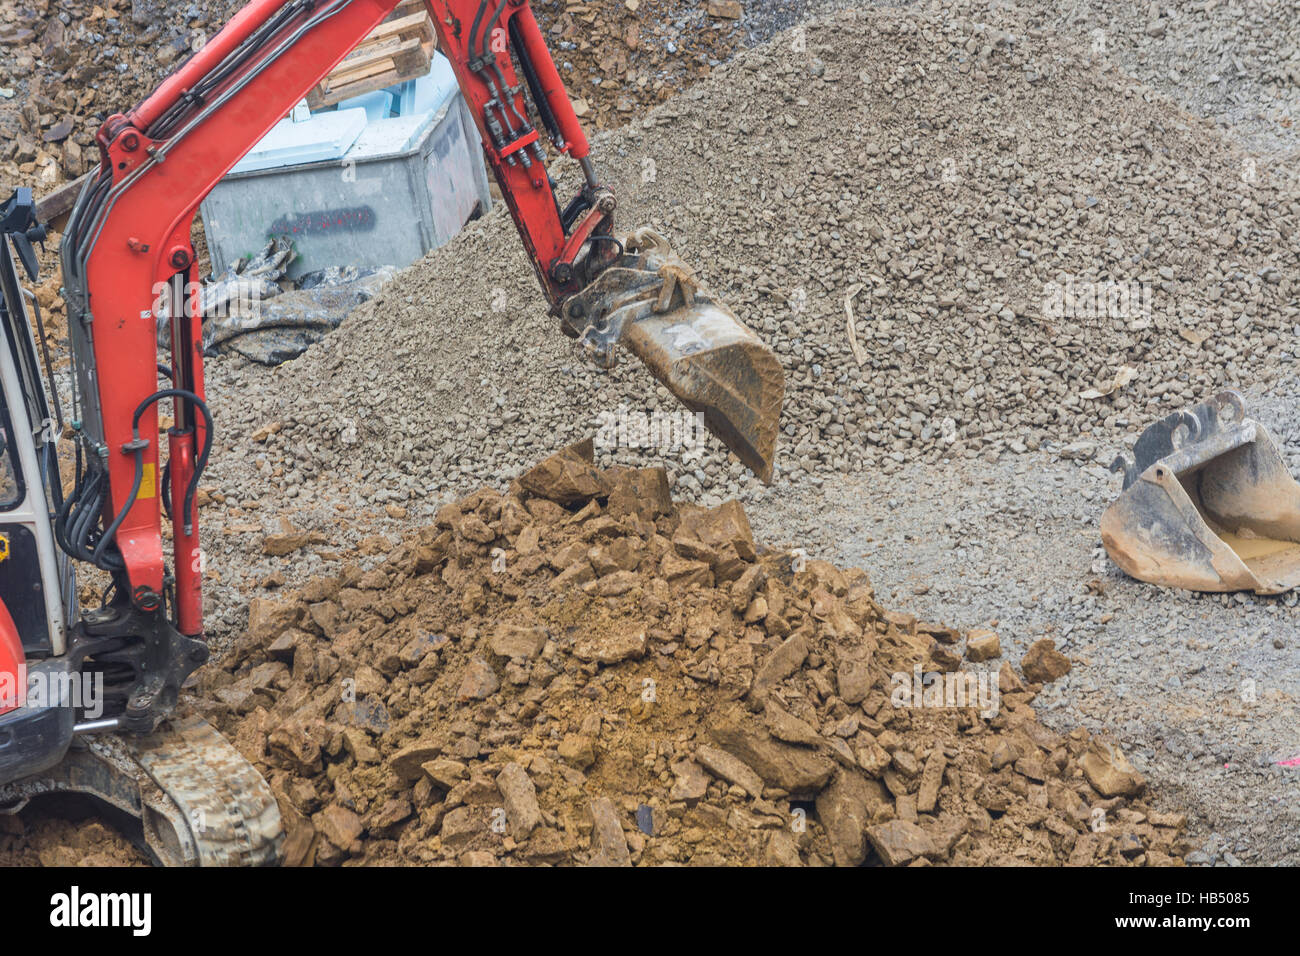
[315,805,363,851]
[262,529,325,556]
[928,643,962,672]
[998,660,1024,694]
[592,570,639,596]
[695,744,765,797]
[659,552,711,587]
[281,821,317,867]
[266,631,298,662]
[675,500,757,567]
[246,597,301,642]
[389,741,442,782]
[588,797,631,866]
[1021,639,1071,684]
[966,629,1001,662]
[751,632,809,698]
[763,702,823,747]
[495,762,542,840]
[573,627,647,664]
[456,658,500,700]
[669,759,710,801]
[488,624,548,661]
[558,733,597,770]
[866,819,936,866]
[521,827,568,862]
[42,116,73,143]
[1058,440,1097,461]
[916,752,947,813]
[891,749,921,778]
[606,467,673,520]
[266,723,321,775]
[730,564,768,613]
[855,740,891,777]
[455,513,496,544]
[815,770,881,866]
[440,807,479,849]
[1080,739,1147,798]
[708,0,744,19]
[835,656,874,704]
[367,797,413,832]
[514,438,607,505]
[709,707,835,796]
[422,758,468,791]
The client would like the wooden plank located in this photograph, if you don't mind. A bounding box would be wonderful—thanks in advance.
[307,6,436,110]
[308,66,412,110]
[392,0,425,17]
[357,11,430,45]
[35,171,91,226]
[333,35,422,77]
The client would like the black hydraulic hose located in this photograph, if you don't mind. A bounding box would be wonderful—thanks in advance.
[93,448,144,568]
[23,288,63,430]
[491,60,530,133]
[469,0,491,65]
[53,472,78,554]
[480,0,511,59]
[70,471,105,563]
[53,441,84,556]
[510,17,561,145]
[145,0,315,139]
[589,235,626,258]
[92,388,213,568]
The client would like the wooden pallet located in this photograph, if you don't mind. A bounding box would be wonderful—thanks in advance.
[306,0,437,110]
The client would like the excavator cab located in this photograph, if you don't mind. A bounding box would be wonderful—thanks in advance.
[0,190,283,865]
[0,189,79,784]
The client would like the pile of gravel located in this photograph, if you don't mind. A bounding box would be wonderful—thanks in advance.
[204,3,1298,508]
[1039,0,1300,161]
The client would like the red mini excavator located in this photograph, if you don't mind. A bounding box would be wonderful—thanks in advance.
[0,0,783,864]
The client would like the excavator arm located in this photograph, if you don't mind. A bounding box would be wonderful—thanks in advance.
[57,0,784,675]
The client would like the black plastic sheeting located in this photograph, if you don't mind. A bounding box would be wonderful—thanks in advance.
[157,237,396,365]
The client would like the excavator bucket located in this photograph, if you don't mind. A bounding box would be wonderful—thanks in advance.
[564,229,785,482]
[1101,390,1300,594]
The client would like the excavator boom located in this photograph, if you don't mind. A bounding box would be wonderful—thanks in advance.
[58,0,785,659]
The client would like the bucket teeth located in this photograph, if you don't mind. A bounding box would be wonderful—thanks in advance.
[1102,390,1300,594]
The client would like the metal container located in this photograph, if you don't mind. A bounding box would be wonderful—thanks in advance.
[200,56,491,280]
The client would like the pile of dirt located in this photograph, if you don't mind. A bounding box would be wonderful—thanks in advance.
[0,800,147,866]
[190,441,1189,866]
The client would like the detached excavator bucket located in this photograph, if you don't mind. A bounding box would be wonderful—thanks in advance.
[1101,390,1300,594]
[563,229,784,482]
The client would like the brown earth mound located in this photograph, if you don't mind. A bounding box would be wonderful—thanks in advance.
[194,440,1189,866]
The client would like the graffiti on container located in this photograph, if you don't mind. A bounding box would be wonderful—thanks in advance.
[268,206,377,237]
